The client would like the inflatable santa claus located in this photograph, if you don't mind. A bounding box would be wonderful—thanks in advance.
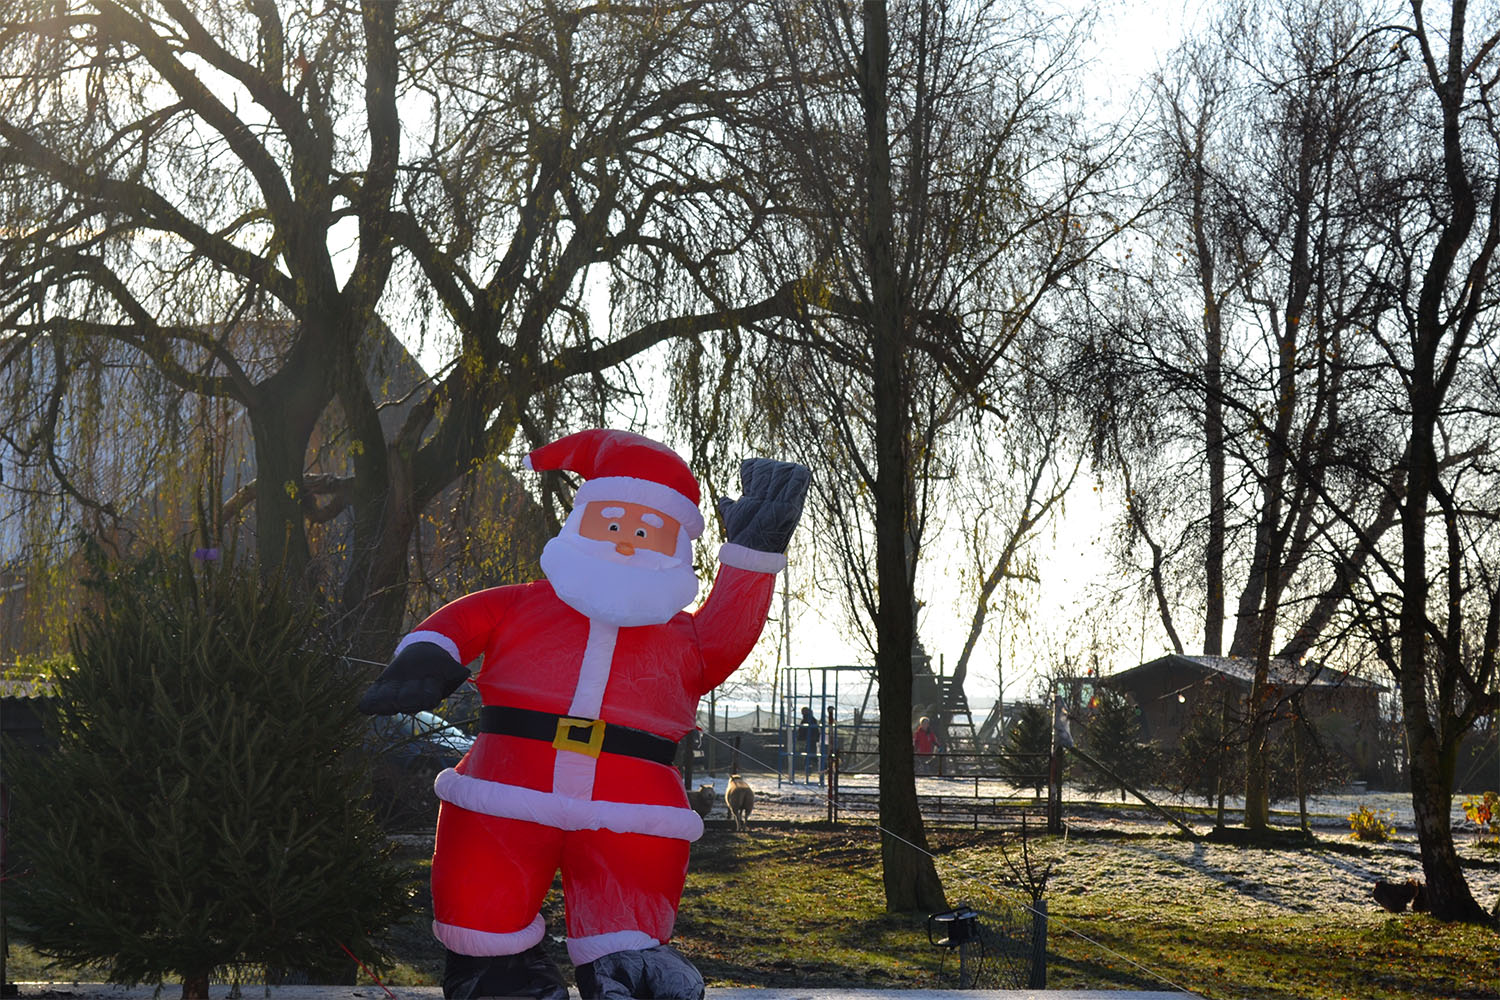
[358,428,809,1000]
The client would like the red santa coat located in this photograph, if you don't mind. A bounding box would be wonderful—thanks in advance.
[404,551,779,844]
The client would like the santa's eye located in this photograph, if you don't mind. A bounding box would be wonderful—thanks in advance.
[607,523,620,532]
[636,528,648,538]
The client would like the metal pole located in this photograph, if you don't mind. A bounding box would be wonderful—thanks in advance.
[826,733,838,823]
[1047,694,1064,834]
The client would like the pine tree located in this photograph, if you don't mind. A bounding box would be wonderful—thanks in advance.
[5,548,411,999]
[1080,689,1157,801]
[1003,702,1056,797]
[1173,695,1243,809]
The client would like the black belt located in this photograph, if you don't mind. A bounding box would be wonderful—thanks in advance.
[478,705,679,767]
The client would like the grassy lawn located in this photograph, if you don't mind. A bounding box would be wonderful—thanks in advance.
[670,824,1499,998]
[9,823,1498,998]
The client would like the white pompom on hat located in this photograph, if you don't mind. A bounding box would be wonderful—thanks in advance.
[523,428,705,539]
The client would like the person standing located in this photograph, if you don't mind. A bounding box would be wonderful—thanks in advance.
[913,716,942,774]
[796,705,821,781]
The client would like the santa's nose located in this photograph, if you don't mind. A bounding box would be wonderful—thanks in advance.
[614,541,636,556]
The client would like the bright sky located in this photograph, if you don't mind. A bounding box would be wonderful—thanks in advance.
[743,0,1198,705]
[392,0,1195,712]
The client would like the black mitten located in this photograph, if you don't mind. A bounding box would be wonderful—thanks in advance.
[715,458,811,554]
[356,641,470,715]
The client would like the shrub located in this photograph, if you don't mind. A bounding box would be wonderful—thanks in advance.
[1348,804,1397,842]
[4,548,411,998]
[1461,791,1499,846]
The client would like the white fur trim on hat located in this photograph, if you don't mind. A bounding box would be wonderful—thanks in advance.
[719,542,787,574]
[433,913,545,956]
[434,769,705,841]
[575,476,705,539]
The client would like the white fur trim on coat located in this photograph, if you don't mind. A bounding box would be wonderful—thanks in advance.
[718,542,787,574]
[433,913,545,956]
[567,929,661,965]
[434,769,705,841]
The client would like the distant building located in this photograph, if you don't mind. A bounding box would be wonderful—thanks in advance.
[0,321,546,665]
[1095,653,1389,783]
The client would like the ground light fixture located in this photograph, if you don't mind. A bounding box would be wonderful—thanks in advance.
[927,904,982,987]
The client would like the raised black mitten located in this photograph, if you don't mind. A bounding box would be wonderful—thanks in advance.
[715,458,811,554]
[356,641,470,716]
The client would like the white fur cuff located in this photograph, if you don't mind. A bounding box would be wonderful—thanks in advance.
[395,630,462,663]
[718,543,786,574]
[567,929,661,965]
[433,914,545,956]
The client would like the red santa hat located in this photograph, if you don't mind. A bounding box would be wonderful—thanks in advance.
[523,428,705,539]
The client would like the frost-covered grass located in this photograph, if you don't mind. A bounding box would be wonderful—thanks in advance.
[673,824,1500,998]
[10,813,1498,998]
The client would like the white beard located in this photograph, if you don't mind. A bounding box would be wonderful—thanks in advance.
[540,531,701,627]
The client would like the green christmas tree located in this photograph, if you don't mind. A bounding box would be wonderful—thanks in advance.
[1172,695,1243,809]
[5,548,411,999]
[1080,688,1158,801]
[1004,702,1057,797]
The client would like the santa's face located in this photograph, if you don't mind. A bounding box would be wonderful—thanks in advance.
[576,502,683,557]
[539,501,701,627]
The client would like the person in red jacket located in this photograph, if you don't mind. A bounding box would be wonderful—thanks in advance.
[913,716,942,774]
[358,429,808,1000]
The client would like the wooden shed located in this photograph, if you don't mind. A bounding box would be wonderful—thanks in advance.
[1096,653,1389,783]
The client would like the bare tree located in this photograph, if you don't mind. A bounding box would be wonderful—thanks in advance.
[0,0,802,655]
[663,0,1133,911]
[947,359,1084,736]
[1094,0,1407,830]
[1355,0,1500,922]
[1099,0,1500,918]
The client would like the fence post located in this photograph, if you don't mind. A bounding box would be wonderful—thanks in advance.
[826,751,838,823]
[1028,898,1048,988]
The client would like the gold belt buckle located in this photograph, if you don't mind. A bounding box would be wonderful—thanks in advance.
[553,717,606,758]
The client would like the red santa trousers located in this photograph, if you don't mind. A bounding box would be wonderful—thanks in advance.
[430,799,692,965]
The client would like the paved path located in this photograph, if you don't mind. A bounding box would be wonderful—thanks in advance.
[11,987,1193,1000]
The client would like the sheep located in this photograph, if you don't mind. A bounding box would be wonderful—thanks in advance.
[687,783,715,820]
[725,774,754,832]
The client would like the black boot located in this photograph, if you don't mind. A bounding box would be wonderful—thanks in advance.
[443,945,569,1000]
[575,944,704,1000]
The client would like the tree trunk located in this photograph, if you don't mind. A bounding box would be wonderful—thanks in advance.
[1406,710,1486,920]
[862,0,945,914]
[1400,397,1486,921]
[246,352,331,588]
[180,972,210,1000]
[1193,152,1226,658]
[1241,698,1271,830]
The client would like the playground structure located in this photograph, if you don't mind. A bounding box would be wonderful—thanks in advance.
[690,663,1028,788]
[691,674,1206,837]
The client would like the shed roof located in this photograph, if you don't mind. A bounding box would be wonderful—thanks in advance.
[1103,653,1387,693]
